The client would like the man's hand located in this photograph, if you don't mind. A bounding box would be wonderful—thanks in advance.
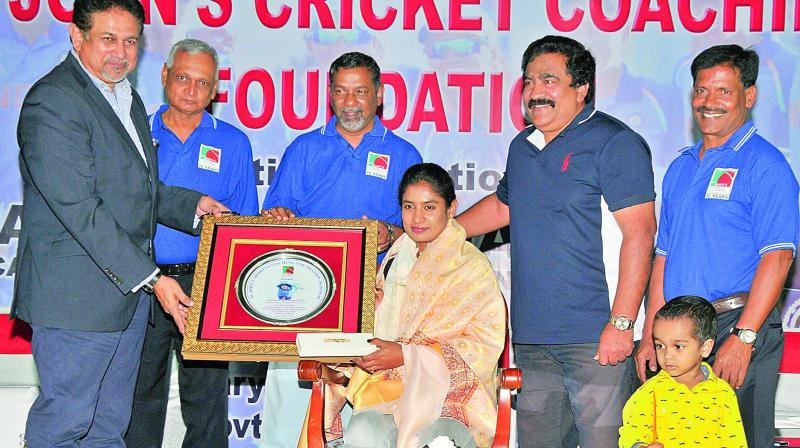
[646,443,664,448]
[261,206,295,221]
[635,337,659,382]
[353,338,404,373]
[594,324,633,366]
[366,216,395,252]
[712,335,753,388]
[152,275,194,334]
[196,195,229,217]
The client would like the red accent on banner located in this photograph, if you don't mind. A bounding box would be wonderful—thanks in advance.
[381,72,408,130]
[340,0,354,28]
[281,70,319,130]
[590,0,631,32]
[362,0,397,30]
[678,0,716,33]
[489,73,503,133]
[450,0,482,31]
[198,0,232,27]
[409,73,448,132]
[780,331,800,374]
[48,0,72,23]
[141,0,176,25]
[723,0,763,32]
[546,0,583,32]
[0,315,32,355]
[510,76,526,132]
[214,67,231,104]
[448,73,484,133]
[632,0,674,32]
[772,0,787,31]
[403,0,445,30]
[236,69,275,129]
[498,0,511,30]
[9,0,39,22]
[255,0,292,28]
[299,0,335,29]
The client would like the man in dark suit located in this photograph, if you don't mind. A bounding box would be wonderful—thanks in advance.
[12,1,226,446]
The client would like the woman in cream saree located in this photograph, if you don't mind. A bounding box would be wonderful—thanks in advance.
[332,163,507,448]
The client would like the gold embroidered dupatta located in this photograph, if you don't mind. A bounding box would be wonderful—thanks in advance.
[346,220,506,447]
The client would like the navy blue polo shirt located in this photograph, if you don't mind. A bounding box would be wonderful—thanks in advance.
[151,105,259,264]
[263,117,421,227]
[497,102,655,344]
[657,122,799,302]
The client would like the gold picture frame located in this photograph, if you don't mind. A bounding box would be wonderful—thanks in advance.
[181,215,377,361]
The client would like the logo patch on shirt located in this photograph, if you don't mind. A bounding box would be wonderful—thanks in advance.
[198,144,221,172]
[366,152,390,179]
[705,168,738,200]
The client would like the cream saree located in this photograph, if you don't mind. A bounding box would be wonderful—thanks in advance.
[343,219,507,447]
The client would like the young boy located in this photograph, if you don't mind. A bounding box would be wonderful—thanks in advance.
[619,296,747,448]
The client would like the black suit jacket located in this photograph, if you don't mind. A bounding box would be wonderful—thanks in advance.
[12,53,201,331]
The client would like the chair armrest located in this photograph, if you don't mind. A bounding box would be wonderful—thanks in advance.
[298,360,350,386]
[298,360,323,382]
[498,368,522,390]
[492,368,523,448]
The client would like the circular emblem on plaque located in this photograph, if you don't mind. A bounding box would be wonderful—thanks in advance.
[236,249,336,325]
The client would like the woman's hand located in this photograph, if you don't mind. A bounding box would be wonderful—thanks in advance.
[353,338,404,373]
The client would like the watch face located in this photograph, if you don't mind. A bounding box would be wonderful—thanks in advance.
[612,317,632,331]
[738,329,757,344]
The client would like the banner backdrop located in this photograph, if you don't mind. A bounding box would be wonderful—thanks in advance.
[2,0,800,445]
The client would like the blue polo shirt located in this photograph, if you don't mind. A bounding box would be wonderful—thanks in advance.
[151,105,259,264]
[656,121,799,302]
[497,102,655,344]
[263,117,422,227]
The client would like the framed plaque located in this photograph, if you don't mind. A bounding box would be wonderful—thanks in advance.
[182,215,378,361]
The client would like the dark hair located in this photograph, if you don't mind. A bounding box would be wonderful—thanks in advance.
[398,163,456,208]
[329,52,381,89]
[691,44,758,88]
[73,0,145,35]
[655,296,717,342]
[521,35,595,104]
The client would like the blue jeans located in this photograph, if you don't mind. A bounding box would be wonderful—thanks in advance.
[514,343,634,448]
[710,306,783,448]
[25,294,149,448]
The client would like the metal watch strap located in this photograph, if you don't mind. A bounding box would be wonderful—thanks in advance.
[143,271,162,294]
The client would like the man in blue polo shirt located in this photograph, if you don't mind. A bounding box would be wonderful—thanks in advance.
[259,52,421,447]
[457,35,656,447]
[125,39,259,448]
[636,44,799,448]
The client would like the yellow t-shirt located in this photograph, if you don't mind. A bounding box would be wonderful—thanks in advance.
[619,362,746,448]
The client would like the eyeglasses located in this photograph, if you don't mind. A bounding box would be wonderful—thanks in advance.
[307,28,372,46]
[426,37,486,58]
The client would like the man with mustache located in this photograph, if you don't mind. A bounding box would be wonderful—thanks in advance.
[124,39,259,448]
[636,44,799,448]
[12,1,228,446]
[458,35,656,447]
[258,51,421,447]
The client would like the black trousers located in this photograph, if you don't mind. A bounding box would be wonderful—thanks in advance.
[125,272,229,448]
[709,306,784,448]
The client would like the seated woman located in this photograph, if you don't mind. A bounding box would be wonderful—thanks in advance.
[343,163,507,448]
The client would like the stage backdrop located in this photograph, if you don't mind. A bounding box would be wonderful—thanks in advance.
[2,0,800,446]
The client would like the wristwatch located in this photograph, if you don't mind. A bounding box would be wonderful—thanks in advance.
[732,327,757,345]
[142,271,162,294]
[385,223,395,245]
[609,315,635,331]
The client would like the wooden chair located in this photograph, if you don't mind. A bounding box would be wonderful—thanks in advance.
[297,336,522,448]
